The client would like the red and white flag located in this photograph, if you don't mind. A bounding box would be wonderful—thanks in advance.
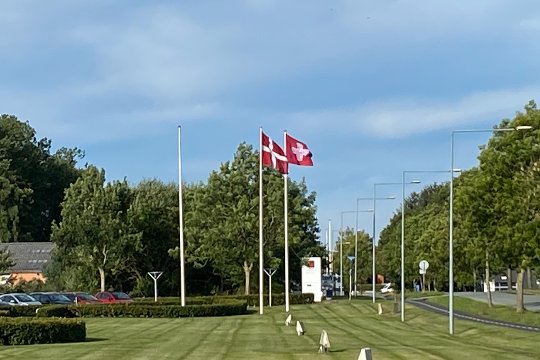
[285,133,313,166]
[262,131,288,174]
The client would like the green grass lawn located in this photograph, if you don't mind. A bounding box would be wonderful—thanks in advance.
[426,295,540,327]
[0,298,538,359]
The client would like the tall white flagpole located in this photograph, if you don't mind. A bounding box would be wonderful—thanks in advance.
[259,127,264,315]
[283,130,290,313]
[177,126,186,307]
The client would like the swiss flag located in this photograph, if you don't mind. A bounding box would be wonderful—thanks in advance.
[285,134,313,166]
[262,132,288,174]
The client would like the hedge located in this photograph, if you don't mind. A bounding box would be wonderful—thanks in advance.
[134,293,314,306]
[0,304,77,318]
[0,305,40,317]
[0,317,86,345]
[74,301,248,318]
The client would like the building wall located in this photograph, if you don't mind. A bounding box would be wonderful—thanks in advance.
[9,272,47,284]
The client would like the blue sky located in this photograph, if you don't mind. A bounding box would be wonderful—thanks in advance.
[1,1,539,247]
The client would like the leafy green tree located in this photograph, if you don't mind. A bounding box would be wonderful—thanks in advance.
[377,183,450,291]
[454,168,501,306]
[0,246,14,274]
[183,143,321,295]
[0,114,82,242]
[50,166,142,291]
[472,101,540,311]
[333,228,371,290]
[128,179,181,296]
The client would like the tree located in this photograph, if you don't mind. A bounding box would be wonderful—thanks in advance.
[473,101,540,312]
[0,246,14,274]
[183,143,321,295]
[0,114,82,242]
[128,179,180,296]
[50,166,142,291]
[454,169,500,306]
[377,183,450,291]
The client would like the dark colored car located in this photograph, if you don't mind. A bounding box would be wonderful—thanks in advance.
[63,292,102,304]
[29,292,73,305]
[95,291,133,304]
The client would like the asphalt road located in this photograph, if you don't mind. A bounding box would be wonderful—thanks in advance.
[455,291,540,312]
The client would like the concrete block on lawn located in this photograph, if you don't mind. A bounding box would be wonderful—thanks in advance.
[358,347,373,360]
[318,330,330,353]
[296,321,305,336]
[285,314,292,326]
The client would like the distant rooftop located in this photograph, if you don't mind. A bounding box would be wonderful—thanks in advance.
[1,242,54,272]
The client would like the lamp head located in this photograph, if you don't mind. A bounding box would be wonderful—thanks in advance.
[516,125,533,131]
[410,180,421,184]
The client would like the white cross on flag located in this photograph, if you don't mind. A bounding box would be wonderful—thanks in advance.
[262,131,288,174]
[285,133,313,166]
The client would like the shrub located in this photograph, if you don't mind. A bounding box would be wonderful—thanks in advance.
[75,301,248,318]
[0,317,86,345]
[36,305,79,318]
[133,294,314,306]
[0,305,78,318]
[0,305,40,317]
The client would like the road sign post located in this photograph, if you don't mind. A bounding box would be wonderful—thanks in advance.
[419,260,429,293]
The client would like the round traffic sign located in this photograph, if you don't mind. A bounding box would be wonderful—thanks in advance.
[419,260,429,271]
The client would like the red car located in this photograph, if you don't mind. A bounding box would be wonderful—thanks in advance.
[95,291,133,304]
[63,292,102,304]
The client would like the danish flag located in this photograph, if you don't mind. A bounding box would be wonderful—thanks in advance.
[262,131,288,174]
[285,134,313,166]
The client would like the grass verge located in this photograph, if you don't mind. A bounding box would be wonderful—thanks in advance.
[426,295,540,326]
[0,298,537,359]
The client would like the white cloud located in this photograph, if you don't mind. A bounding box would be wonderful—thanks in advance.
[2,1,539,144]
[286,86,540,138]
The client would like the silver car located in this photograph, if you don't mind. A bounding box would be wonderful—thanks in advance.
[0,293,41,306]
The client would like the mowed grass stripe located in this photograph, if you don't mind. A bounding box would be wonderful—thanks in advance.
[83,317,207,360]
[305,302,436,359]
[0,301,539,359]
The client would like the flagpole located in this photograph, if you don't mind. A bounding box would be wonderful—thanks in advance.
[259,127,264,315]
[283,130,290,313]
[177,126,186,307]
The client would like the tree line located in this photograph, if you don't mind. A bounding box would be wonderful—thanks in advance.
[0,115,323,296]
[373,101,539,312]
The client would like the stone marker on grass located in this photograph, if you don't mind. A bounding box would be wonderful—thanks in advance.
[358,347,373,360]
[285,314,292,326]
[296,320,305,336]
[318,330,330,353]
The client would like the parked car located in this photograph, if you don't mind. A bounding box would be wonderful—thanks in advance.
[95,291,133,304]
[29,292,73,305]
[380,283,394,294]
[0,293,41,306]
[63,292,102,304]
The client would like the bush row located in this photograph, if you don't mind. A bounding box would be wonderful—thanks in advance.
[74,301,248,318]
[1,302,248,318]
[134,293,315,306]
[0,317,86,345]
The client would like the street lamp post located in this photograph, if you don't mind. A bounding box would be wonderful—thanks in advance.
[340,211,359,296]
[352,204,378,296]
[372,183,418,303]
[347,256,355,300]
[448,125,531,335]
[400,171,458,322]
[328,219,332,274]
[356,196,395,303]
